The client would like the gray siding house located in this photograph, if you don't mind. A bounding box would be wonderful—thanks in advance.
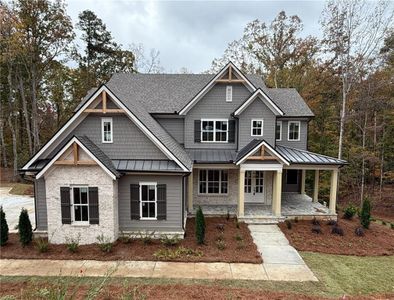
[22,62,346,244]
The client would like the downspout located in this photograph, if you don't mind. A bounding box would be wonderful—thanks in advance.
[181,173,189,231]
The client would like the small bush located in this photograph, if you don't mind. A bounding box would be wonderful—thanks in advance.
[65,234,80,253]
[294,217,299,223]
[355,227,364,236]
[161,235,180,247]
[285,219,292,230]
[327,219,337,226]
[312,217,320,226]
[234,217,240,229]
[216,223,225,232]
[234,233,243,241]
[331,225,344,236]
[360,197,372,229]
[153,246,203,260]
[18,208,33,247]
[343,204,357,220]
[381,220,387,226]
[119,232,133,244]
[311,225,322,234]
[195,206,205,244]
[96,234,113,253]
[0,206,9,246]
[216,239,226,250]
[236,240,245,250]
[226,210,230,221]
[34,237,49,253]
[138,231,155,245]
[391,223,394,230]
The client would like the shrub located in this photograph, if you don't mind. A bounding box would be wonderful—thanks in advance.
[381,220,387,226]
[285,219,292,230]
[331,225,344,236]
[65,234,80,253]
[195,206,205,244]
[0,206,9,246]
[360,197,372,229]
[216,239,226,250]
[216,233,224,242]
[312,217,320,226]
[96,234,113,253]
[119,232,133,244]
[327,219,337,226]
[355,227,364,237]
[343,204,357,220]
[153,246,203,260]
[216,223,225,232]
[226,210,230,221]
[294,217,299,223]
[234,217,240,229]
[391,223,394,230]
[234,233,243,241]
[311,225,322,234]
[236,240,245,250]
[161,235,180,247]
[138,231,155,245]
[34,237,49,253]
[18,208,33,246]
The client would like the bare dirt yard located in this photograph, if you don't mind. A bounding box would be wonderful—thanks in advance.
[279,215,394,256]
[0,217,262,264]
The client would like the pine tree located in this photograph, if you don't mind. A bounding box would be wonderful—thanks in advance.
[360,197,372,229]
[195,206,205,244]
[18,208,32,246]
[0,206,9,246]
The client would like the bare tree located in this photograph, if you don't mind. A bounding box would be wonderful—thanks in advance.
[130,43,164,73]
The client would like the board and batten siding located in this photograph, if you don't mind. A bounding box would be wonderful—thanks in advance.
[35,178,47,230]
[118,174,184,232]
[276,120,308,150]
[156,118,185,144]
[184,84,252,149]
[238,97,276,149]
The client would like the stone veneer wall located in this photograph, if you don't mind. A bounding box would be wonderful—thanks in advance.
[45,165,118,245]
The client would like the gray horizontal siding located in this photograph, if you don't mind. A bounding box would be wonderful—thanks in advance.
[276,120,308,150]
[238,97,276,149]
[118,175,183,232]
[35,178,47,230]
[156,118,184,144]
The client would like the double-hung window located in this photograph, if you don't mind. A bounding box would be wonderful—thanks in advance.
[288,121,300,141]
[72,186,89,224]
[276,121,282,141]
[102,117,113,143]
[251,119,263,136]
[199,170,228,194]
[201,119,228,142]
[140,182,157,220]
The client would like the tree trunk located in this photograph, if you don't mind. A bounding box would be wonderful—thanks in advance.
[7,64,18,179]
[31,64,40,152]
[338,76,347,160]
[18,72,33,156]
[360,111,367,205]
[379,118,385,201]
[0,100,7,168]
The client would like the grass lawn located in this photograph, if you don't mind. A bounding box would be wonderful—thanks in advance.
[1,252,393,299]
[2,183,33,196]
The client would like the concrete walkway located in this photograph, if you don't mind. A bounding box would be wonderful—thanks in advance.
[248,224,317,281]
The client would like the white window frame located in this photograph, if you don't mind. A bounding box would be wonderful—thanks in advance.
[276,121,282,141]
[139,182,157,220]
[251,119,264,137]
[71,186,89,225]
[288,121,301,141]
[226,86,233,102]
[201,119,229,143]
[101,117,113,143]
[198,169,229,195]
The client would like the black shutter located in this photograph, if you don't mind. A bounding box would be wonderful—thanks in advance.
[130,184,140,220]
[60,187,71,224]
[157,184,167,220]
[194,120,201,142]
[228,120,236,143]
[89,187,99,224]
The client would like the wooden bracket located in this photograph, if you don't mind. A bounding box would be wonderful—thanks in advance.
[247,145,276,161]
[54,143,97,166]
[215,65,245,84]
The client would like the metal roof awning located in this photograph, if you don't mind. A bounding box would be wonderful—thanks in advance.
[186,149,237,164]
[112,160,185,172]
[276,145,347,165]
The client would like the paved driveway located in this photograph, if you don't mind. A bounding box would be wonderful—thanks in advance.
[0,187,35,231]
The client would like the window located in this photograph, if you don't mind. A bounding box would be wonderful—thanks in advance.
[101,117,113,143]
[251,119,263,136]
[286,170,298,184]
[276,121,282,141]
[140,182,157,219]
[201,119,228,142]
[244,171,252,193]
[71,186,89,223]
[288,121,300,141]
[255,171,264,193]
[199,170,228,194]
[226,86,233,102]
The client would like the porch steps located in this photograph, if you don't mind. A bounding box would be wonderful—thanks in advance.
[240,217,285,225]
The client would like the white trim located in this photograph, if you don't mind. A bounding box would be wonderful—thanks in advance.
[23,85,189,172]
[139,182,157,220]
[197,169,229,195]
[101,117,113,143]
[251,119,264,137]
[236,140,290,166]
[276,121,282,141]
[70,186,90,225]
[179,62,256,115]
[35,137,117,180]
[288,121,301,141]
[200,119,229,143]
[234,89,284,116]
[226,85,233,102]
[240,163,283,171]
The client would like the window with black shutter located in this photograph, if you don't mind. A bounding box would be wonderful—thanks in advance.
[157,184,167,220]
[130,184,140,220]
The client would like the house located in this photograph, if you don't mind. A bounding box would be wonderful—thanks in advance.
[21,62,346,244]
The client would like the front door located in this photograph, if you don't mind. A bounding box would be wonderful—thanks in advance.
[244,171,264,203]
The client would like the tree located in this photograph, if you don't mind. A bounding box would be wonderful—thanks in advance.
[18,208,33,246]
[195,206,205,244]
[360,197,372,229]
[0,206,9,246]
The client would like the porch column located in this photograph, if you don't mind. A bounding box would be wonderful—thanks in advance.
[187,172,193,212]
[313,170,319,203]
[329,169,338,213]
[238,169,245,217]
[301,169,306,194]
[272,170,282,217]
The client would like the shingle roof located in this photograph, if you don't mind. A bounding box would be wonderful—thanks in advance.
[267,89,314,117]
[235,139,265,162]
[187,149,237,163]
[276,145,347,165]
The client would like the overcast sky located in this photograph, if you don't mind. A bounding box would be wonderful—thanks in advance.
[65,0,326,73]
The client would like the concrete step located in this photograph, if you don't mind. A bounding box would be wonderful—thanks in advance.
[240,217,285,225]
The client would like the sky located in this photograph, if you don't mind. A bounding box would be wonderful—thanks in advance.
[65,0,326,73]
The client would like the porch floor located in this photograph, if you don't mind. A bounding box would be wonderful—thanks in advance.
[192,193,333,219]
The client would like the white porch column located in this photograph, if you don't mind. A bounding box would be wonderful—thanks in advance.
[238,169,245,217]
[187,172,193,212]
[329,169,338,213]
[301,169,306,194]
[313,170,319,203]
[272,170,282,217]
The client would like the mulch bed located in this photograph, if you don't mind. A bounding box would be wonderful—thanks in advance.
[0,217,262,264]
[279,215,394,256]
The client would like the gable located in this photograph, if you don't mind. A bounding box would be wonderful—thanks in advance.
[234,89,284,116]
